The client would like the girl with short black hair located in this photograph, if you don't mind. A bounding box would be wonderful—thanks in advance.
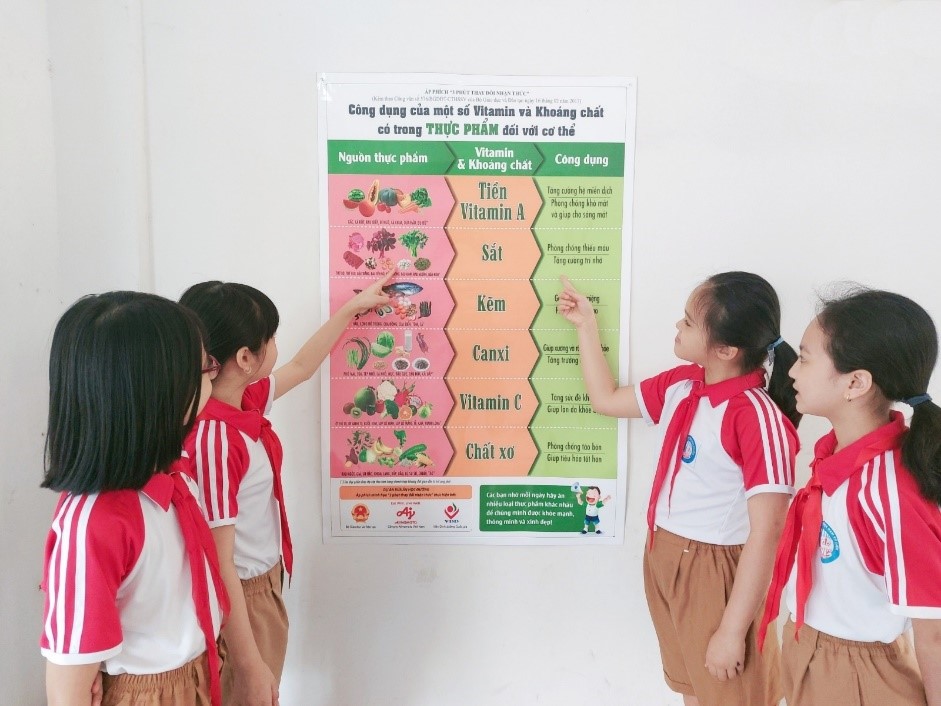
[180,274,391,705]
[41,291,229,706]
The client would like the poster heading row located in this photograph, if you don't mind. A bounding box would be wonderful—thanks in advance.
[328,141,625,176]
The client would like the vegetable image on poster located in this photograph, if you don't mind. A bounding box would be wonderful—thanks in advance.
[319,73,636,544]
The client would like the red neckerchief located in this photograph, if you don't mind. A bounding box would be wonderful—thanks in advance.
[758,412,907,650]
[143,462,230,706]
[646,368,766,542]
[199,398,293,579]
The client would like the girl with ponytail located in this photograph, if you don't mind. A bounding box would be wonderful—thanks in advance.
[559,271,800,706]
[760,286,941,706]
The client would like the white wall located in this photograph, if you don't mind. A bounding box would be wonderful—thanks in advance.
[1,1,59,703]
[2,2,152,703]
[4,1,941,704]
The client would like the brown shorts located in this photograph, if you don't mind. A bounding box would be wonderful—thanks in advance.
[781,618,926,706]
[643,527,781,706]
[101,653,211,706]
[220,561,290,698]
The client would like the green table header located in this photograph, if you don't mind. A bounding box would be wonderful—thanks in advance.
[327,141,625,177]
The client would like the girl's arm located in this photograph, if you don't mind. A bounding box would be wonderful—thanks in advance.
[46,662,101,706]
[913,618,941,706]
[272,271,393,400]
[556,276,641,418]
[212,526,279,706]
[705,492,789,681]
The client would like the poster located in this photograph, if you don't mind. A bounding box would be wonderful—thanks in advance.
[319,73,636,543]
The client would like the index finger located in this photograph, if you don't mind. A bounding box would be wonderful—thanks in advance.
[371,269,396,290]
[559,274,579,294]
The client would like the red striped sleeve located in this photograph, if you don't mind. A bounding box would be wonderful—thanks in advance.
[40,492,142,663]
[722,389,797,494]
[637,364,701,425]
[852,450,941,617]
[186,419,250,526]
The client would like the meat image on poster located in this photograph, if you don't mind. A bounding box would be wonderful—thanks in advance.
[319,73,636,543]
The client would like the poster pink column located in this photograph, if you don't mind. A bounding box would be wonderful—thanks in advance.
[327,174,457,477]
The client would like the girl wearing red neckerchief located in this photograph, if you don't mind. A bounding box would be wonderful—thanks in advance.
[559,272,801,706]
[760,288,941,706]
[40,292,229,706]
[180,275,390,706]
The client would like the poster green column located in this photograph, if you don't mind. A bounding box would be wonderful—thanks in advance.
[319,73,636,544]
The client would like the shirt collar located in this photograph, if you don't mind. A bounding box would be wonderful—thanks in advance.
[141,456,195,511]
[812,411,908,494]
[142,474,173,510]
[693,367,767,406]
[139,460,182,511]
[199,396,263,441]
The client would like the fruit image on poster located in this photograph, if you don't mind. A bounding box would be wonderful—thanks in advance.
[319,74,636,543]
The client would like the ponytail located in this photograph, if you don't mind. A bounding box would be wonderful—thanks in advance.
[903,399,941,504]
[767,340,801,428]
[696,271,801,428]
[817,286,940,504]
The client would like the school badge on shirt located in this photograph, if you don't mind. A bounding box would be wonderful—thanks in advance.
[819,521,840,564]
[682,435,697,464]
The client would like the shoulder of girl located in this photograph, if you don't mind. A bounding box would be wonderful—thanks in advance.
[725,391,797,441]
[242,376,272,409]
[729,387,786,414]
[62,490,145,548]
[893,456,941,508]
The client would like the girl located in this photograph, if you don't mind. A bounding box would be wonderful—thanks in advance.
[760,288,941,706]
[40,291,229,706]
[558,271,800,706]
[180,274,391,706]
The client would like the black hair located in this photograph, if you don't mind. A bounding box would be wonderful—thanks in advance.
[817,287,941,503]
[695,271,801,427]
[43,292,205,494]
[179,281,279,364]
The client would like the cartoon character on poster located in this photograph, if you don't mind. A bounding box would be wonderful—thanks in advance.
[572,482,612,535]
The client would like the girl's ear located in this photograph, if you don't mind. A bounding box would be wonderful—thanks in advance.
[234,346,255,376]
[715,344,740,362]
[845,369,874,401]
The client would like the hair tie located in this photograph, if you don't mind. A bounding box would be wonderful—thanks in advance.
[902,393,932,407]
[766,336,784,367]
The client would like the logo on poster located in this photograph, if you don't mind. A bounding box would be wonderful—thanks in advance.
[351,504,370,523]
[444,504,460,520]
[396,506,416,521]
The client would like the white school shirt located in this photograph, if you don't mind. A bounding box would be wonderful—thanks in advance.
[637,364,798,545]
[186,376,281,580]
[784,414,941,642]
[40,472,223,674]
